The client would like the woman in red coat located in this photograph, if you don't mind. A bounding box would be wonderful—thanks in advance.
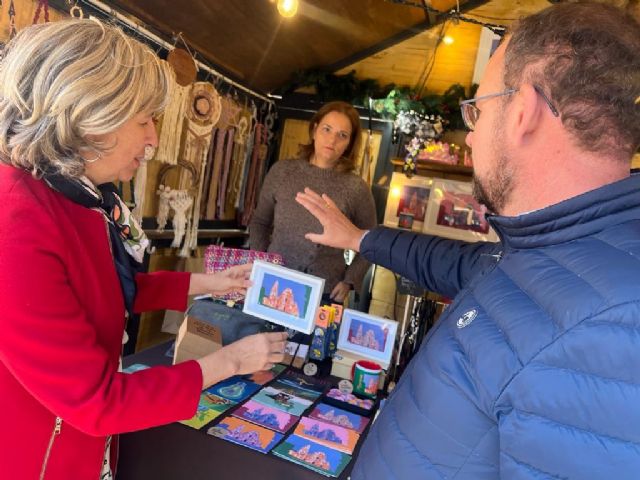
[0,19,286,479]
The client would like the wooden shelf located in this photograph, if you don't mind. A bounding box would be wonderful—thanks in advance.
[391,157,473,180]
[144,228,248,240]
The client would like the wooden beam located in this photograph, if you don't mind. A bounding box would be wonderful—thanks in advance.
[326,0,490,73]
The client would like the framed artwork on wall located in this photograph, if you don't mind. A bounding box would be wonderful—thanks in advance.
[336,309,398,366]
[243,260,324,334]
[423,179,499,243]
[383,172,434,232]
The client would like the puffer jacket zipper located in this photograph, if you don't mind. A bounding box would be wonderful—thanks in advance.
[39,416,62,480]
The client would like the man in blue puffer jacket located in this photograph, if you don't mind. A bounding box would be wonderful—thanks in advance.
[296,2,640,478]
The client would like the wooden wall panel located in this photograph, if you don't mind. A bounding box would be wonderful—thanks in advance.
[0,0,66,42]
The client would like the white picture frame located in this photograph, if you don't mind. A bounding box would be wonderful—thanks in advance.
[472,27,502,85]
[337,309,398,366]
[423,178,498,243]
[243,260,324,334]
[383,172,434,232]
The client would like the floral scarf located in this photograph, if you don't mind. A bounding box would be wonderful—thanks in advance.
[43,171,149,318]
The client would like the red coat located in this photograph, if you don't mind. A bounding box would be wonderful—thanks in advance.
[0,165,203,479]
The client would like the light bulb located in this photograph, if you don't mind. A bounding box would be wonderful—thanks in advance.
[442,35,454,45]
[277,0,299,18]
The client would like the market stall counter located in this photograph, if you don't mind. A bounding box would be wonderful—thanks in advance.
[118,341,375,479]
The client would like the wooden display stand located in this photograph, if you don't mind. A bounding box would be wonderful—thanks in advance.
[331,349,388,389]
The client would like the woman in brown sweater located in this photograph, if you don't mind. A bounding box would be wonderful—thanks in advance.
[249,101,377,303]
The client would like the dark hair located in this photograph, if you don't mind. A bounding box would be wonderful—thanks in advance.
[298,101,362,173]
[504,2,640,160]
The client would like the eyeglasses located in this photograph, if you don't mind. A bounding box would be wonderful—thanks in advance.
[460,85,559,131]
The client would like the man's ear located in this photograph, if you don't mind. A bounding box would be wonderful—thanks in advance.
[510,83,543,146]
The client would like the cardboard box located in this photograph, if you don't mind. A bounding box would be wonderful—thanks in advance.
[330,349,388,389]
[173,314,223,364]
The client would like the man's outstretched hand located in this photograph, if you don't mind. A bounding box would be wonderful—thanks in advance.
[295,187,366,252]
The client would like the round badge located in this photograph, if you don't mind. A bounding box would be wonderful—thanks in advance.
[338,379,353,395]
[303,362,318,377]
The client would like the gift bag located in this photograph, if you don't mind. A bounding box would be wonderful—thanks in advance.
[204,245,284,302]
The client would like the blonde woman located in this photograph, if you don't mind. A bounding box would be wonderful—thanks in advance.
[0,19,286,479]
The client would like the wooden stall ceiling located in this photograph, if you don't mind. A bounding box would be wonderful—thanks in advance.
[336,19,482,95]
[3,0,639,98]
[109,0,428,92]
[335,0,554,95]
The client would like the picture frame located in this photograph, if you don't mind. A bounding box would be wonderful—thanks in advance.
[423,179,499,243]
[472,27,501,85]
[383,172,433,232]
[336,309,398,366]
[243,260,324,335]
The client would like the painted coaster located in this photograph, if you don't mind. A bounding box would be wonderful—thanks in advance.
[207,417,283,453]
[272,434,351,478]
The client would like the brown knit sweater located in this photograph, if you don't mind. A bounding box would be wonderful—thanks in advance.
[249,158,377,294]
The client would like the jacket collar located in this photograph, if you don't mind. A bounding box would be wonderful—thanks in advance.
[488,173,640,250]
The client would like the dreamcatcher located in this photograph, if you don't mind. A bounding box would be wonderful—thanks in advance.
[181,82,222,256]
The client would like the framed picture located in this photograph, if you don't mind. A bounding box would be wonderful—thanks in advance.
[472,27,501,85]
[383,172,433,232]
[336,309,398,366]
[423,179,498,242]
[243,260,324,334]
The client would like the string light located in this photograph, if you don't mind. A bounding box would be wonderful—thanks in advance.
[277,0,299,18]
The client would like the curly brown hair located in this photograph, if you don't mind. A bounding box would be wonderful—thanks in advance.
[297,101,362,173]
[504,2,640,160]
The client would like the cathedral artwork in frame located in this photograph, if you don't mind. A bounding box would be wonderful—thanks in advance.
[243,260,324,335]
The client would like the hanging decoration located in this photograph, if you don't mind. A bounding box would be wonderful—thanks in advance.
[167,47,197,87]
[69,1,84,19]
[32,0,49,24]
[227,102,256,214]
[241,122,269,226]
[155,63,191,165]
[235,103,258,211]
[180,82,221,256]
[8,0,17,39]
[394,110,444,176]
[131,145,156,221]
[156,160,199,250]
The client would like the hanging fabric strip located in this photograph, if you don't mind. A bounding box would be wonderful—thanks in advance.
[236,103,258,211]
[241,123,267,226]
[204,128,226,219]
[32,0,49,24]
[8,0,17,39]
[217,128,235,219]
[199,127,217,218]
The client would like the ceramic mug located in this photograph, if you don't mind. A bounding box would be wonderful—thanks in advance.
[351,360,382,398]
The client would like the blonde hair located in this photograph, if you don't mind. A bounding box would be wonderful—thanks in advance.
[0,18,173,177]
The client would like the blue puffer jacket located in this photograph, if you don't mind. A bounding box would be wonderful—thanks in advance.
[352,174,640,479]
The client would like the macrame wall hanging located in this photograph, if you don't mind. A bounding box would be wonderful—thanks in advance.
[131,145,156,221]
[154,61,191,165]
[180,81,222,256]
[156,159,199,249]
